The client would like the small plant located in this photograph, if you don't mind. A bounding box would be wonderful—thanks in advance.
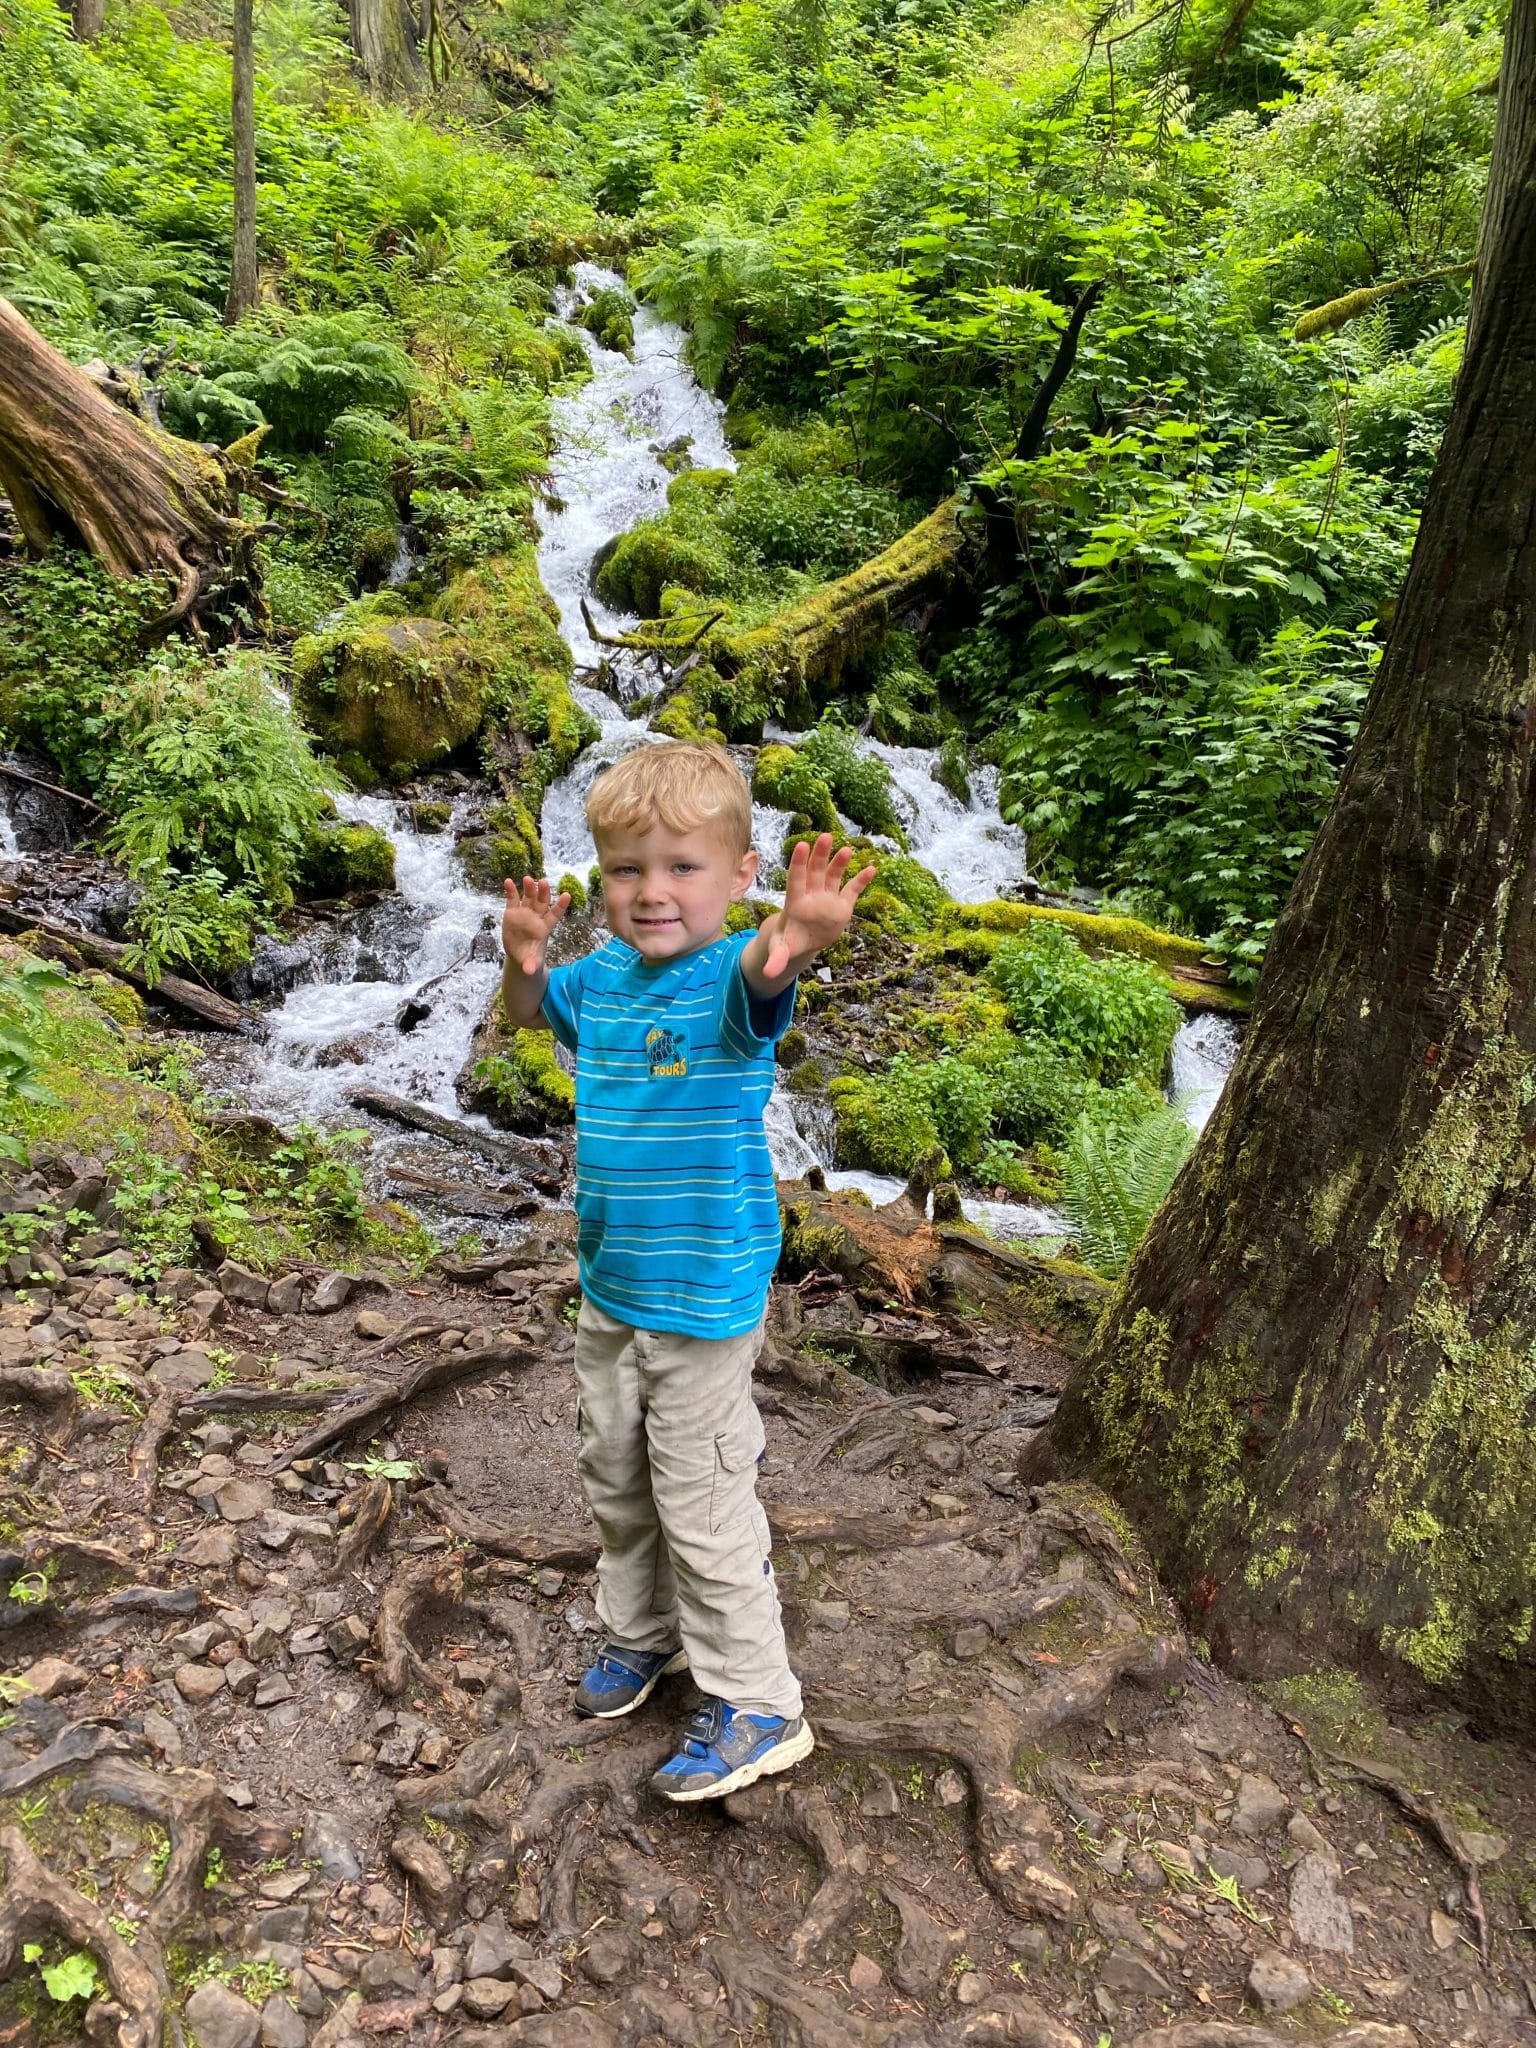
[203,1848,225,1889]
[1058,1096,1197,1278]
[7,1571,49,1606]
[904,1764,925,1802]
[345,1454,420,1482]
[23,1945,99,2003]
[1317,1988,1353,2019]
[0,956,66,1156]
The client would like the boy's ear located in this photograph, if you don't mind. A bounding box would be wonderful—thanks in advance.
[731,848,761,899]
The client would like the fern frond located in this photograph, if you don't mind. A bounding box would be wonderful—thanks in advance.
[1059,1097,1196,1277]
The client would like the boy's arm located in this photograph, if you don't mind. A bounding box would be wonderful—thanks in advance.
[740,833,877,999]
[501,876,571,1031]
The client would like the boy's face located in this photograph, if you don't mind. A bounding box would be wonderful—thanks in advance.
[595,820,758,962]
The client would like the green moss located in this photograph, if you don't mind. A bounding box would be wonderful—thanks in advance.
[577,286,635,355]
[411,801,453,834]
[460,796,540,889]
[77,972,146,1032]
[508,1027,574,1120]
[936,899,1245,1011]
[292,600,486,781]
[297,821,396,897]
[753,743,838,832]
[777,1027,809,1069]
[557,871,587,913]
[828,1071,946,1178]
[594,501,734,616]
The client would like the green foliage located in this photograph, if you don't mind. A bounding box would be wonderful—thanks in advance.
[578,285,636,354]
[989,925,1180,1085]
[161,316,417,453]
[24,1946,98,2004]
[796,719,904,841]
[1058,1095,1197,1278]
[0,957,67,1158]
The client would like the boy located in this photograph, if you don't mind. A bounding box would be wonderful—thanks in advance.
[500,741,875,1801]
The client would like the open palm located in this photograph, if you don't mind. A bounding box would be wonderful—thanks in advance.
[502,875,570,976]
[761,833,877,979]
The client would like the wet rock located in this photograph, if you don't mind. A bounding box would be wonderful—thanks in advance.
[462,1977,520,2019]
[1248,1947,1313,2014]
[254,1674,295,1708]
[465,1913,532,1980]
[1208,1845,1270,1891]
[308,1272,354,1313]
[258,1994,307,2048]
[1231,1771,1290,1838]
[859,1768,900,1819]
[849,1953,884,1994]
[1127,1848,1167,1891]
[1290,1851,1355,1954]
[511,1957,564,2003]
[266,1274,305,1315]
[20,1656,88,1700]
[358,1951,418,1998]
[303,1810,363,1881]
[1099,1948,1172,1999]
[254,1906,309,1946]
[325,1615,371,1661]
[215,1478,272,1524]
[150,1349,217,1390]
[184,1977,261,2048]
[949,1625,989,1659]
[218,1260,272,1308]
[933,1768,968,1809]
[580,1929,635,1986]
[174,1662,227,1703]
[224,1658,261,1700]
[355,1309,394,1340]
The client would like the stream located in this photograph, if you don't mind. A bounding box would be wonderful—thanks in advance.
[11,264,1237,1236]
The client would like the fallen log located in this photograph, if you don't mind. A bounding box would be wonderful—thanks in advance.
[0,904,249,1032]
[349,1085,559,1167]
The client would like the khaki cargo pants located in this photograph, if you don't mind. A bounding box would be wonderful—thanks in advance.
[573,1297,802,1720]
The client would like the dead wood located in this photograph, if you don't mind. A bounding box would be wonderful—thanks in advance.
[0,1723,142,1799]
[178,1384,350,1415]
[384,1164,538,1220]
[374,1554,465,1697]
[388,1828,461,1928]
[349,1085,559,1167]
[0,759,103,811]
[819,1326,1001,1384]
[331,1473,395,1579]
[394,1725,524,1824]
[881,1879,964,1996]
[422,1493,600,1567]
[267,1338,538,1471]
[0,1827,162,2048]
[778,1788,859,1966]
[127,1386,180,1507]
[0,904,249,1029]
[69,1758,287,1934]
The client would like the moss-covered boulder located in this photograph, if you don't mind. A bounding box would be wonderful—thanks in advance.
[293,605,486,782]
[458,795,542,890]
[752,745,839,833]
[577,286,635,356]
[458,995,576,1131]
[594,471,735,616]
[297,820,397,898]
[934,899,1245,1011]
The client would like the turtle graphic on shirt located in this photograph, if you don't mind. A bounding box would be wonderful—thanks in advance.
[645,1026,689,1078]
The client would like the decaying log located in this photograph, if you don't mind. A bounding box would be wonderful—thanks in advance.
[349,1084,559,1167]
[0,904,249,1030]
[267,1338,538,1471]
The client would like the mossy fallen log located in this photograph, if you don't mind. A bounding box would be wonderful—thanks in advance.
[935,900,1245,1012]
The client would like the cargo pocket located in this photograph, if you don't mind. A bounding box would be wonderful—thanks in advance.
[709,1404,767,1535]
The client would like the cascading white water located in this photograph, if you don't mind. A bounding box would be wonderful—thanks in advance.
[227,258,1237,1222]
[1171,1012,1241,1130]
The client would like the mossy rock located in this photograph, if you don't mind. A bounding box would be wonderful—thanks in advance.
[78,971,147,1033]
[578,286,635,356]
[298,821,397,898]
[594,510,732,617]
[436,549,573,705]
[753,745,838,833]
[828,1071,948,1178]
[458,796,541,890]
[459,999,575,1131]
[935,899,1246,1011]
[411,801,452,834]
[293,611,486,781]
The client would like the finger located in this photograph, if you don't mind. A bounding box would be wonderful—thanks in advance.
[550,891,571,922]
[783,838,810,898]
[840,863,878,902]
[806,832,835,885]
[504,879,521,906]
[826,843,855,885]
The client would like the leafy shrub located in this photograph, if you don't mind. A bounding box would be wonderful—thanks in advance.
[989,926,1180,1085]
[1058,1096,1196,1278]
[752,745,838,831]
[720,469,907,576]
[796,720,905,841]
[161,316,416,453]
[0,954,67,1158]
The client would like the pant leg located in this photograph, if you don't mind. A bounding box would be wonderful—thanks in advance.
[573,1298,679,1651]
[637,1322,802,1720]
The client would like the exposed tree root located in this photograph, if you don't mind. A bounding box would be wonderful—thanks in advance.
[0,1827,162,2048]
[269,1339,538,1471]
[331,1472,395,1580]
[817,1635,1183,1921]
[881,1879,965,1996]
[389,1828,461,1930]
[373,1554,466,1697]
[422,1493,602,1567]
[128,1387,180,1508]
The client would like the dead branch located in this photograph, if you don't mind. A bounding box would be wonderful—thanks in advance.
[128,1387,180,1508]
[348,1084,559,1167]
[0,905,249,1031]
[331,1473,395,1580]
[0,760,104,812]
[388,1828,461,1929]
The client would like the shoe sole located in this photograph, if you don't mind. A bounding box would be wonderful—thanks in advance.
[654,1718,816,1803]
[577,1649,689,1721]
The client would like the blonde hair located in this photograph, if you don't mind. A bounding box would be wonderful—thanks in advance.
[586,741,753,858]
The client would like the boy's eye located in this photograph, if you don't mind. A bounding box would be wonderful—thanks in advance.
[673,863,696,875]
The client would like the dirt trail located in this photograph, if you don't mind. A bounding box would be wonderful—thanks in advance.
[2,1204,1535,2048]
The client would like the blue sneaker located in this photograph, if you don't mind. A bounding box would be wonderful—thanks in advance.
[574,1643,688,1719]
[649,1698,815,1803]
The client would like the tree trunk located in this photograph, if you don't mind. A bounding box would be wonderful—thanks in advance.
[69,0,105,38]
[1041,0,1536,1728]
[346,0,423,92]
[0,297,236,630]
[224,0,259,325]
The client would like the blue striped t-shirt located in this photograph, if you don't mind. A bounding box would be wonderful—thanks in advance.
[542,930,796,1339]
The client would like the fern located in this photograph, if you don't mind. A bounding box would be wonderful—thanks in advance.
[1058,1098,1196,1279]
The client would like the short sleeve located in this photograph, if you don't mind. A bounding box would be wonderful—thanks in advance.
[541,954,591,1051]
[716,931,797,1061]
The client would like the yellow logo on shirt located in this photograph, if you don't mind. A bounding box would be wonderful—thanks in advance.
[645,1026,689,1078]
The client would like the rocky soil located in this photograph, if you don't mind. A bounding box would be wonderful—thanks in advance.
[2,1155,1535,2048]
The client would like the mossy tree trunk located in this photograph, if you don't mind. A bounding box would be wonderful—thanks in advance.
[223,0,259,325]
[1044,0,1536,1728]
[346,0,423,91]
[0,297,240,631]
[68,0,105,37]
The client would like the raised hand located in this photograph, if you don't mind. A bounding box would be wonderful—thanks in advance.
[501,875,571,978]
[760,833,877,981]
